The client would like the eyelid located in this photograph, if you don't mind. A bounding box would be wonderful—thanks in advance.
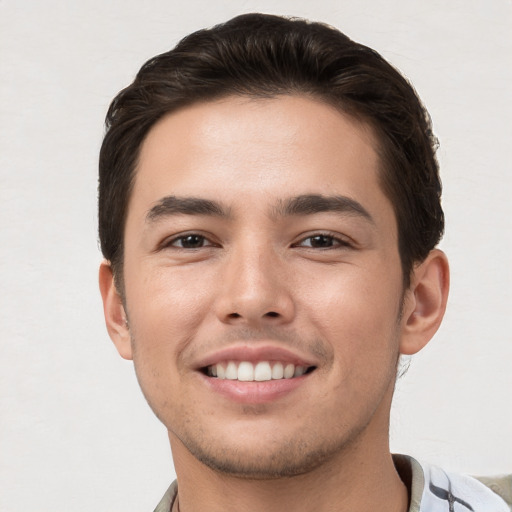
[159,231,220,250]
[156,230,354,251]
[292,231,355,248]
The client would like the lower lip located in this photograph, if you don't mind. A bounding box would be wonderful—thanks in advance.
[199,372,309,404]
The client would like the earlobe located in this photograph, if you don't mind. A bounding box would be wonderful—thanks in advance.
[99,261,133,360]
[399,249,450,355]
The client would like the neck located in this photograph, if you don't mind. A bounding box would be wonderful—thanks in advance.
[170,423,408,512]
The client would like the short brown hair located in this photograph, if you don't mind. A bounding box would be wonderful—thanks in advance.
[99,13,443,288]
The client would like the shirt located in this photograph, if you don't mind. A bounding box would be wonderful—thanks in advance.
[153,454,512,512]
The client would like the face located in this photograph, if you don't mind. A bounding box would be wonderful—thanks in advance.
[118,95,410,477]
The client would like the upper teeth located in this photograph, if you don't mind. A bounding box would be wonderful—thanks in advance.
[207,361,307,381]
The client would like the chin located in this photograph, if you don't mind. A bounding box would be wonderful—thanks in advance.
[191,445,335,479]
[172,423,363,480]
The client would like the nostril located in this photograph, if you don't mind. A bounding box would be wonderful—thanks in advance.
[265,311,280,318]
[228,313,241,319]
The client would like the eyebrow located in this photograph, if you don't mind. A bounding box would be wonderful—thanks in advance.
[274,194,374,223]
[146,196,230,222]
[145,193,373,224]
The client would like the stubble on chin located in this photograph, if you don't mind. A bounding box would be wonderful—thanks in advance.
[169,416,368,480]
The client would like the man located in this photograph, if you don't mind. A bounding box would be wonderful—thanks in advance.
[98,13,510,512]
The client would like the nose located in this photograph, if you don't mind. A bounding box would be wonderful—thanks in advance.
[214,241,295,327]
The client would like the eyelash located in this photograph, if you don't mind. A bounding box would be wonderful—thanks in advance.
[163,233,216,250]
[161,232,353,250]
[292,232,353,250]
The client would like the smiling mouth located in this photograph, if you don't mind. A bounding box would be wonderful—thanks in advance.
[203,361,316,382]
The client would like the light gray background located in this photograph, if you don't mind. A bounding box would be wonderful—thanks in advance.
[1,1,511,511]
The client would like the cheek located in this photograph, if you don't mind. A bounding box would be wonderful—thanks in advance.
[128,260,214,316]
[301,263,403,359]
[125,265,216,367]
[125,269,214,421]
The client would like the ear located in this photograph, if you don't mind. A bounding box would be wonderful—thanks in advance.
[98,261,133,360]
[399,249,450,355]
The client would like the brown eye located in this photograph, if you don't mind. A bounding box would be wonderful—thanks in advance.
[295,233,351,249]
[172,234,208,248]
[308,235,335,248]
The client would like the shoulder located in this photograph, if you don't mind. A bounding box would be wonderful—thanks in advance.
[153,480,178,512]
[474,474,512,510]
[394,454,511,512]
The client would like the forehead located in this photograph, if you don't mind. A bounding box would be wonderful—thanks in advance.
[128,95,392,225]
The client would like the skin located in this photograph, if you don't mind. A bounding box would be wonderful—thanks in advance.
[100,95,449,512]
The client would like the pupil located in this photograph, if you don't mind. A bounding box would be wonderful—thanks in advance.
[311,235,332,247]
[183,235,203,248]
